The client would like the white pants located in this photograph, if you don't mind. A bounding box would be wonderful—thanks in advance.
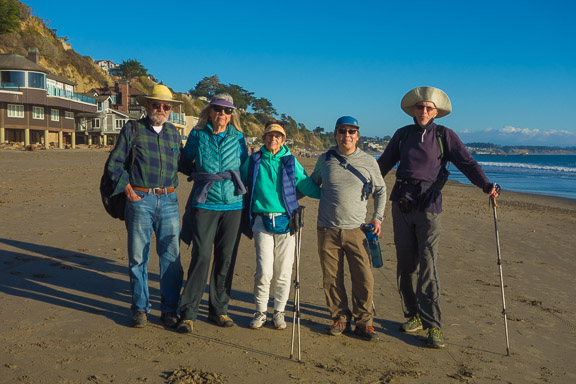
[253,215,296,313]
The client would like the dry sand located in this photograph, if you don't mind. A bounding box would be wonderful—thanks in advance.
[1,148,575,384]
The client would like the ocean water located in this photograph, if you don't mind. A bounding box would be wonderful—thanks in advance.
[447,154,576,200]
[375,154,576,200]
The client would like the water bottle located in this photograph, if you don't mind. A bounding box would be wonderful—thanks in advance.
[360,224,383,268]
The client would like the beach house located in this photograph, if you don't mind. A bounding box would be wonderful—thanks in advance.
[0,50,97,148]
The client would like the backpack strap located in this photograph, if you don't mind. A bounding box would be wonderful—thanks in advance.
[128,120,138,169]
[326,149,372,200]
[435,125,446,160]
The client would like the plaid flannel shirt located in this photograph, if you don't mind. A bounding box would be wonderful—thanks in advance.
[107,118,182,196]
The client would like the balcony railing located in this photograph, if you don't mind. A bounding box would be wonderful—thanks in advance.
[168,112,186,125]
[46,85,95,104]
[0,82,20,90]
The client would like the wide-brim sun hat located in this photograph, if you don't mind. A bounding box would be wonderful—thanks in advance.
[136,84,182,105]
[262,123,286,139]
[210,93,236,109]
[335,116,360,129]
[401,86,451,118]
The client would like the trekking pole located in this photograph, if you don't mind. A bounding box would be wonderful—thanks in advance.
[290,206,305,361]
[490,195,510,356]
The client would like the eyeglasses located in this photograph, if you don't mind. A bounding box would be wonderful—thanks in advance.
[337,128,359,135]
[415,105,436,112]
[151,103,172,111]
[211,105,234,115]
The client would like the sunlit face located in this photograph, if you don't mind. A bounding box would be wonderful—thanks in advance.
[264,132,286,154]
[145,100,172,125]
[209,105,232,131]
[413,101,438,127]
[335,126,359,155]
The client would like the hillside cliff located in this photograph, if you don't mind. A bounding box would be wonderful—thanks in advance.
[0,1,329,149]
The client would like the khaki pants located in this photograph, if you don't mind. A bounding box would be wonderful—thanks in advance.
[317,226,374,327]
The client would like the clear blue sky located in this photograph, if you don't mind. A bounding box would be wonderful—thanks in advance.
[23,0,576,146]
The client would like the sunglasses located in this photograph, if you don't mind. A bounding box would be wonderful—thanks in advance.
[211,105,234,115]
[415,105,436,112]
[151,103,172,111]
[337,128,359,135]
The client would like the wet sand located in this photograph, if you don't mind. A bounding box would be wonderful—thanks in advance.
[1,148,575,383]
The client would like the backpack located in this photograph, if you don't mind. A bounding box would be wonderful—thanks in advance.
[100,121,138,220]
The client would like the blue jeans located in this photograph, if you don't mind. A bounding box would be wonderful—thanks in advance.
[125,190,183,314]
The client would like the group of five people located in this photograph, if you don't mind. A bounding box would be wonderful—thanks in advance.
[107,84,499,349]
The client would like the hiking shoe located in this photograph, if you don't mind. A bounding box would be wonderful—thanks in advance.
[250,312,267,329]
[400,315,423,333]
[354,325,380,341]
[328,321,351,336]
[427,327,446,349]
[177,320,194,334]
[160,312,179,328]
[131,311,147,328]
[272,311,286,330]
[209,314,235,328]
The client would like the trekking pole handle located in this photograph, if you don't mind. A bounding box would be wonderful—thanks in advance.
[490,194,498,208]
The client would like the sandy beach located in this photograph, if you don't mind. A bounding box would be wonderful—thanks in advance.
[1,148,575,384]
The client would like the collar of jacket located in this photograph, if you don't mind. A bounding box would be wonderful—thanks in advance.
[412,118,437,133]
[261,145,290,160]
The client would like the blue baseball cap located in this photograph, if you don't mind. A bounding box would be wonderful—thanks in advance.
[335,116,359,129]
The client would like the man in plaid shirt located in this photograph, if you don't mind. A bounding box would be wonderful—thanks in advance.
[107,84,184,329]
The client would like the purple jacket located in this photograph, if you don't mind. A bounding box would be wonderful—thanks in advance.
[377,121,490,213]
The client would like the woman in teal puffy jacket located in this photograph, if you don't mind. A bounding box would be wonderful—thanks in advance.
[177,93,248,333]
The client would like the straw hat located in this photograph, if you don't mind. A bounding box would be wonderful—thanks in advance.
[136,84,182,105]
[401,86,451,118]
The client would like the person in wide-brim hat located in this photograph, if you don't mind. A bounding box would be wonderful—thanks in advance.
[136,84,182,106]
[377,85,500,350]
[401,86,451,118]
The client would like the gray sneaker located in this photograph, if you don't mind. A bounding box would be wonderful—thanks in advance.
[427,327,446,349]
[250,312,267,329]
[400,315,423,333]
[328,321,352,336]
[272,311,286,330]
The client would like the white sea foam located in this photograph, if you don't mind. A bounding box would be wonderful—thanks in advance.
[478,162,576,173]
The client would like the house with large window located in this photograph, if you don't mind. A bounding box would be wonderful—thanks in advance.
[75,94,131,146]
[89,82,148,117]
[87,82,189,145]
[0,50,97,148]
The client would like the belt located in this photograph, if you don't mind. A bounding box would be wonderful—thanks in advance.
[132,186,175,195]
[396,179,432,187]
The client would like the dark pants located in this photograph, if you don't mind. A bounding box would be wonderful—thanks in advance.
[391,202,442,329]
[179,208,242,321]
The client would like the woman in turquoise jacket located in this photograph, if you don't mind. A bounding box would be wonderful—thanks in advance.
[240,122,319,329]
[177,93,248,333]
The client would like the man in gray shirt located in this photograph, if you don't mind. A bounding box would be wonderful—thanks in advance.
[310,116,386,341]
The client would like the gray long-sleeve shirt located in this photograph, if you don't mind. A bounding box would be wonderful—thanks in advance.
[311,147,387,229]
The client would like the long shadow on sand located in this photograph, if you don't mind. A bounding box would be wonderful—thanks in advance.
[0,238,149,325]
